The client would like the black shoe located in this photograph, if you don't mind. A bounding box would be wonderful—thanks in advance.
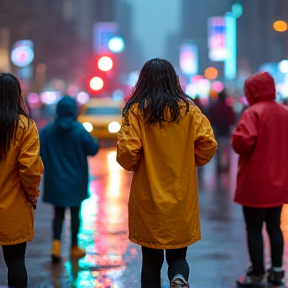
[236,275,265,288]
[236,267,265,287]
[267,268,284,285]
[170,274,189,287]
[51,255,61,264]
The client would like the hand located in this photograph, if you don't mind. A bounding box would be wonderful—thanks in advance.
[28,196,37,209]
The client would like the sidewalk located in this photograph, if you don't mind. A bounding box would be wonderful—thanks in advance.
[0,149,287,287]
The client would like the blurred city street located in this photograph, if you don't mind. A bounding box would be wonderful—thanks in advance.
[1,1,288,287]
[1,140,288,288]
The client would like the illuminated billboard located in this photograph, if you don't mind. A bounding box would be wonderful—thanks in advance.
[180,42,198,76]
[207,17,228,61]
[224,13,237,80]
[93,22,119,54]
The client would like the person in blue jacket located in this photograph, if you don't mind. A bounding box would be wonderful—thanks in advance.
[40,95,99,263]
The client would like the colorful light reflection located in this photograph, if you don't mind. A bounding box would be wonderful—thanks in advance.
[68,148,136,288]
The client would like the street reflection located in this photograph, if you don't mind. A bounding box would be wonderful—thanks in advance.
[64,148,135,287]
[53,147,288,288]
[2,143,288,286]
[107,151,121,199]
[281,204,288,269]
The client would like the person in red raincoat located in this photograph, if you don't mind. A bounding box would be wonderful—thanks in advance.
[232,72,288,287]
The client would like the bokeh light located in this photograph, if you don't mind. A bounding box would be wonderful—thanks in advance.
[209,89,218,98]
[77,92,90,104]
[273,20,288,32]
[108,121,121,133]
[83,122,93,132]
[90,77,104,91]
[278,60,288,74]
[212,81,224,93]
[28,92,40,104]
[112,89,125,101]
[185,83,198,98]
[40,91,60,104]
[108,37,125,53]
[98,56,113,72]
[11,40,34,67]
[204,67,218,80]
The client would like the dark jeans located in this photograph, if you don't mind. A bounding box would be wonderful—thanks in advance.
[243,205,283,275]
[141,246,189,288]
[53,206,80,246]
[2,242,27,288]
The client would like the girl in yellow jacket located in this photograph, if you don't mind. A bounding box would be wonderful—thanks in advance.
[117,59,217,288]
[0,73,43,288]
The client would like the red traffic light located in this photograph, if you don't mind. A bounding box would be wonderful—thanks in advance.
[90,77,104,91]
[98,56,113,72]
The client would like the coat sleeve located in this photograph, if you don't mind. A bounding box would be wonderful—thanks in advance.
[194,109,217,167]
[232,110,258,155]
[18,120,44,197]
[116,110,142,172]
[82,130,100,156]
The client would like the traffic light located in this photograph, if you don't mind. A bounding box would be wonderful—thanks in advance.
[89,76,104,91]
[98,56,113,72]
[88,54,118,96]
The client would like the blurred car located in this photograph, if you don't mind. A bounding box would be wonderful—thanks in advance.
[78,98,124,138]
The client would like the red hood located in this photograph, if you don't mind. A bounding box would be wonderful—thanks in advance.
[244,72,276,105]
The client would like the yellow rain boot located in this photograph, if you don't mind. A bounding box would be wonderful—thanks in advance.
[70,245,86,259]
[51,239,61,263]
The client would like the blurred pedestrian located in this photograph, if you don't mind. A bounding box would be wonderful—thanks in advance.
[232,72,288,287]
[192,95,204,112]
[208,89,236,173]
[0,73,43,288]
[40,95,99,263]
[282,97,288,110]
[116,58,217,288]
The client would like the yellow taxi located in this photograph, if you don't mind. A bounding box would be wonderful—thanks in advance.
[78,98,124,138]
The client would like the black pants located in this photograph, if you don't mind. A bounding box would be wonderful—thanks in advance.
[2,242,27,288]
[215,136,230,173]
[53,206,80,246]
[141,246,189,288]
[243,205,283,275]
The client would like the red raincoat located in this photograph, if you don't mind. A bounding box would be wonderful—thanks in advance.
[232,72,288,207]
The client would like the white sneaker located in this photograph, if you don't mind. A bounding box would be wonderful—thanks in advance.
[170,274,189,287]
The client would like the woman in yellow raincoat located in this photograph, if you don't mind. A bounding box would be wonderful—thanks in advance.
[0,73,43,288]
[117,59,217,288]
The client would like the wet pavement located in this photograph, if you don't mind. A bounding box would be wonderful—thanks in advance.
[1,146,288,288]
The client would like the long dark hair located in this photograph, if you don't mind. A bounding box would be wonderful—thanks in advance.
[0,73,30,159]
[123,58,191,127]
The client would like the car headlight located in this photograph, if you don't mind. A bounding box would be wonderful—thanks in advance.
[83,122,93,132]
[108,121,121,133]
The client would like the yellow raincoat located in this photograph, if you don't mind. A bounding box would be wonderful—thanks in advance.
[117,102,217,249]
[0,116,43,245]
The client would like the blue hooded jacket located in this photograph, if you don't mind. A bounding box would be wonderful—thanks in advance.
[40,96,99,207]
